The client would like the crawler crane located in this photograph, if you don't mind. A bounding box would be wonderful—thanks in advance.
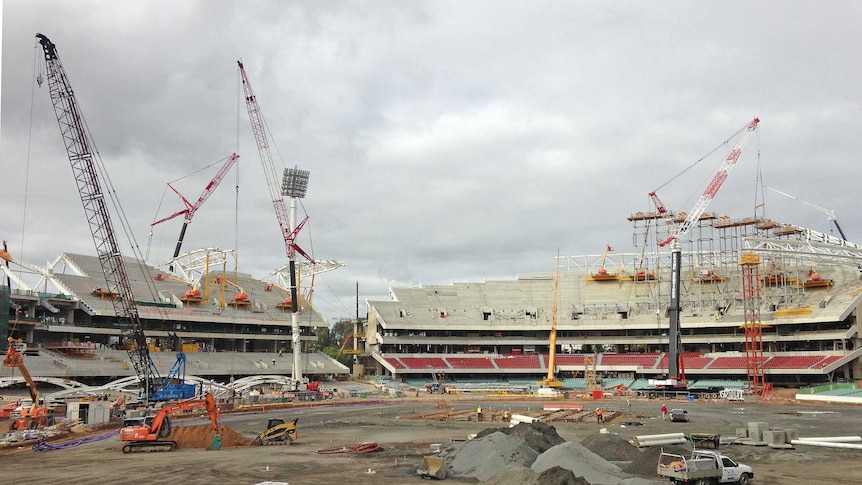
[649,118,759,388]
[36,33,175,400]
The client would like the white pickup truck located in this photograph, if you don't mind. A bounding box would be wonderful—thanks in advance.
[657,450,754,485]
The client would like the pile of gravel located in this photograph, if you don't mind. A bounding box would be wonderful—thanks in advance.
[580,432,642,462]
[444,431,541,481]
[481,464,588,485]
[444,422,666,485]
[476,421,566,454]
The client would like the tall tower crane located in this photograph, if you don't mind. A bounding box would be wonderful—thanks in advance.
[649,117,760,387]
[36,33,161,399]
[237,60,313,386]
[151,153,239,270]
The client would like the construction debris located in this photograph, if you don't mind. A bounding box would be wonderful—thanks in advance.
[439,422,666,484]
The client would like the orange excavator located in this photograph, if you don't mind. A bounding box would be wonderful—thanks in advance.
[3,337,51,430]
[120,392,223,453]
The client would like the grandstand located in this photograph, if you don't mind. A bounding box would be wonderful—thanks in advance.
[361,216,862,389]
[2,252,347,382]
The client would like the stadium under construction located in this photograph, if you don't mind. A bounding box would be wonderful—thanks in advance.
[360,214,862,393]
[4,210,862,397]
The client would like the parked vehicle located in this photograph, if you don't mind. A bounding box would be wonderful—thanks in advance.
[657,450,753,484]
[670,408,690,422]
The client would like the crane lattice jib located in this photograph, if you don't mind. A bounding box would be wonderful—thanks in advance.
[237,61,296,259]
[152,153,239,227]
[658,117,759,247]
[37,34,160,394]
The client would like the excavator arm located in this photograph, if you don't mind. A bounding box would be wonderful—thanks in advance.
[147,393,222,436]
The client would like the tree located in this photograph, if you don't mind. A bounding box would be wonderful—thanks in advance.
[319,318,356,365]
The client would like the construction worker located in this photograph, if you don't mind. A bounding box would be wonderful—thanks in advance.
[596,408,603,424]
[661,404,668,421]
[477,406,483,422]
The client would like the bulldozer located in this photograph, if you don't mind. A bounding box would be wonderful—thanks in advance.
[252,417,298,445]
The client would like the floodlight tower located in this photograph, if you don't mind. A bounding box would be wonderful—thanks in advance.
[282,167,310,385]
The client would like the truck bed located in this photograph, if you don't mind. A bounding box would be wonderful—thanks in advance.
[657,454,720,480]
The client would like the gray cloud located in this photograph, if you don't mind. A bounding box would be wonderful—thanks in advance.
[3,1,861,321]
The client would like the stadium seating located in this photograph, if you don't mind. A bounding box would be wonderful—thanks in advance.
[399,357,449,369]
[708,356,749,369]
[493,355,541,369]
[763,355,824,369]
[599,353,659,367]
[446,357,495,369]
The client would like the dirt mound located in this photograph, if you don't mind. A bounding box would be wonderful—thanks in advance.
[480,463,589,485]
[580,432,642,462]
[476,421,566,454]
[536,466,591,485]
[624,443,690,477]
[481,463,536,485]
[168,424,252,449]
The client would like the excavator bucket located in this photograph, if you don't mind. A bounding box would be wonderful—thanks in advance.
[207,435,222,450]
[417,456,446,479]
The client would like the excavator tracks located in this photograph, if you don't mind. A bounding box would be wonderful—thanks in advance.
[122,441,178,453]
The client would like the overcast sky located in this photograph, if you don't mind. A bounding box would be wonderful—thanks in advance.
[2,1,861,322]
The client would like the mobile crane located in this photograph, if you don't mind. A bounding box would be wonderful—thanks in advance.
[238,60,314,388]
[150,153,239,271]
[538,251,563,389]
[649,117,759,388]
[36,33,184,401]
[120,392,222,452]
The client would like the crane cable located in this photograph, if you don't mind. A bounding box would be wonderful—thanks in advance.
[652,122,749,194]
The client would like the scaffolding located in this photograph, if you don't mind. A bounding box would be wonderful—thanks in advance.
[739,252,766,392]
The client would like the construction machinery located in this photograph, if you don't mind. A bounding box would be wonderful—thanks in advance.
[251,417,299,445]
[417,456,447,479]
[649,117,760,388]
[120,392,222,453]
[150,333,196,401]
[538,251,563,389]
[36,33,167,401]
[238,60,314,388]
[766,186,849,241]
[3,337,51,430]
[150,153,239,270]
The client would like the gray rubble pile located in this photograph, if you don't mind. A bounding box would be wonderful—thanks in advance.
[580,432,642,462]
[441,422,666,485]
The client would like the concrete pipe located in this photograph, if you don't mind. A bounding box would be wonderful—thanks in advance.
[795,436,861,443]
[791,440,862,450]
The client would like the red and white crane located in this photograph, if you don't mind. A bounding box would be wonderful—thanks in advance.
[649,117,760,386]
[151,153,239,268]
[237,60,313,387]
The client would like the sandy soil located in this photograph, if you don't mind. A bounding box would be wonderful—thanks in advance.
[3,392,862,484]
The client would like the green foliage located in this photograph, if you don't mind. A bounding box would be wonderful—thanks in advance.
[318,318,358,366]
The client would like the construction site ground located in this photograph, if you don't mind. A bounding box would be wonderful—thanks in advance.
[2,388,862,484]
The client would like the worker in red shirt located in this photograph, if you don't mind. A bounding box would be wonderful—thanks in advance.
[661,404,668,421]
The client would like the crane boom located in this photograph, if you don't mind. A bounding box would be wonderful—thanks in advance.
[236,61,311,262]
[151,153,240,266]
[657,117,760,247]
[766,186,848,241]
[37,33,160,397]
[650,117,759,385]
